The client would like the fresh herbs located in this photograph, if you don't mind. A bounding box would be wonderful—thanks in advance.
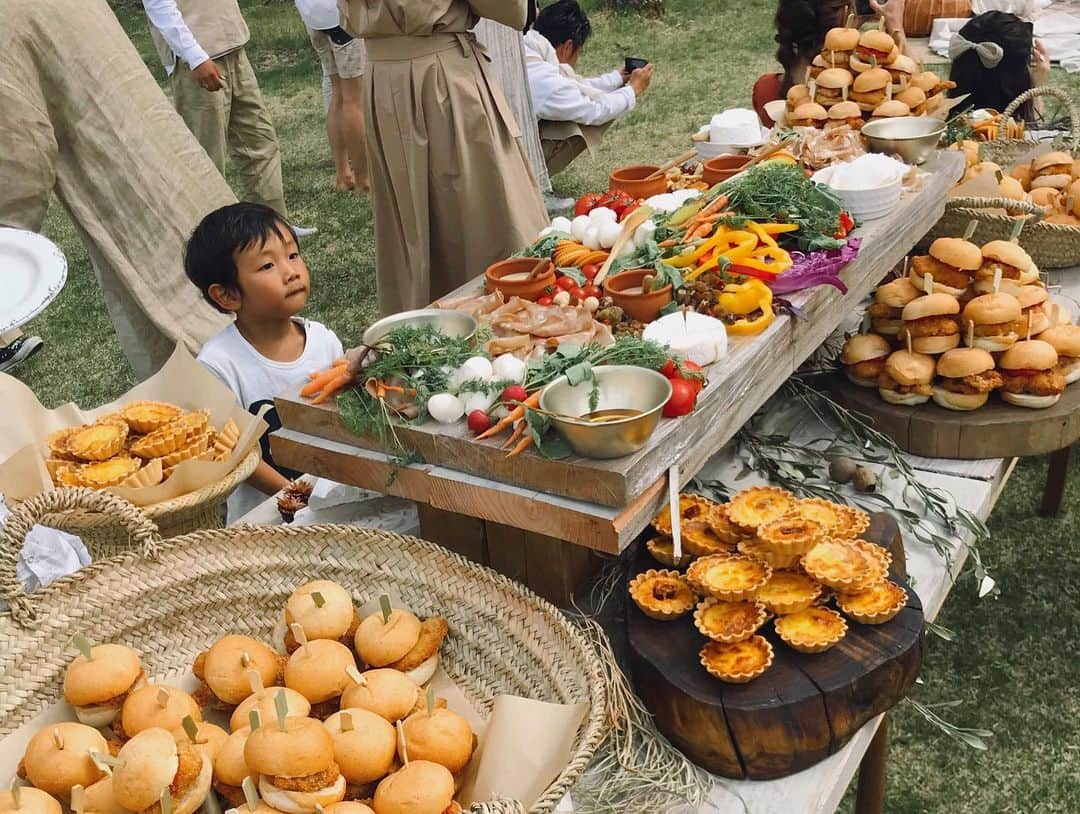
[517,232,568,259]
[523,336,671,392]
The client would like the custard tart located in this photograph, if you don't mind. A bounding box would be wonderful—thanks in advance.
[700,635,774,683]
[51,462,82,488]
[850,540,891,589]
[801,538,872,592]
[67,422,129,462]
[774,606,848,653]
[121,400,183,434]
[836,581,908,625]
[757,515,825,557]
[682,523,734,557]
[161,432,212,468]
[78,456,143,489]
[119,459,164,489]
[646,536,696,569]
[727,486,796,532]
[792,498,845,535]
[628,569,697,621]
[687,554,771,602]
[737,536,802,570]
[652,493,715,536]
[708,503,747,546]
[45,427,79,460]
[832,506,871,540]
[129,410,210,458]
[693,598,767,643]
[754,570,823,615]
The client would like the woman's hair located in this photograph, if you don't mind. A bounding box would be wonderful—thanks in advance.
[949,12,1035,120]
[774,0,847,93]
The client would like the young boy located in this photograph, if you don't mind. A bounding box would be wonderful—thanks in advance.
[185,202,343,520]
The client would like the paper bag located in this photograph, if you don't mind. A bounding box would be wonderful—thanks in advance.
[0,346,266,506]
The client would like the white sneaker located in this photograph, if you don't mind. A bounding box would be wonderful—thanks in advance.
[544,192,575,214]
[291,224,318,238]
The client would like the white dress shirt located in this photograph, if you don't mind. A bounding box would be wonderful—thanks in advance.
[142,0,209,74]
[294,0,340,31]
[523,30,636,127]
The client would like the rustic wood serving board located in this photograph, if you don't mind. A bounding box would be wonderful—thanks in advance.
[275,152,965,510]
[830,375,1080,459]
[626,513,923,781]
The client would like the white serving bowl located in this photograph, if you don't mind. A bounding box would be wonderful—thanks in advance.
[812,164,903,222]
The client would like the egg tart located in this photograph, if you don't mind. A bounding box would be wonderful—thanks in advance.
[758,515,825,557]
[129,410,210,458]
[78,456,143,489]
[646,536,696,569]
[737,537,802,570]
[836,581,908,625]
[687,554,771,601]
[161,432,212,467]
[45,427,79,460]
[67,421,129,462]
[727,486,796,532]
[50,462,82,487]
[754,570,823,615]
[792,498,846,535]
[121,400,183,434]
[213,418,241,459]
[708,503,747,546]
[652,493,715,535]
[700,635,774,683]
[682,523,735,557]
[850,540,891,589]
[801,538,871,592]
[832,506,870,540]
[629,569,697,621]
[774,607,848,653]
[693,598,767,643]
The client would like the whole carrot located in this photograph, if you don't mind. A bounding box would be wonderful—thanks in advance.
[311,370,353,404]
[301,363,347,397]
[475,391,542,440]
[506,434,534,457]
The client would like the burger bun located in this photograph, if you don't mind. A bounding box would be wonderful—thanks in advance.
[912,334,961,354]
[324,708,396,785]
[373,761,455,814]
[0,788,62,814]
[1001,391,1061,408]
[932,387,989,411]
[354,610,422,668]
[399,708,475,775]
[230,686,311,732]
[285,638,356,704]
[201,635,281,705]
[340,668,420,723]
[22,723,108,799]
[285,580,355,642]
[112,729,181,812]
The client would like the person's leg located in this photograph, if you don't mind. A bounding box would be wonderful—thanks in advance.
[223,49,288,217]
[326,75,353,191]
[338,75,369,194]
[170,59,230,175]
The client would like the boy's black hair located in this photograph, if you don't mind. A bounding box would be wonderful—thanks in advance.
[184,202,296,313]
[535,0,591,51]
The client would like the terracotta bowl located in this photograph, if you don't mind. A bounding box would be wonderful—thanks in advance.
[609,165,668,199]
[485,257,556,301]
[702,154,752,186]
[603,268,673,324]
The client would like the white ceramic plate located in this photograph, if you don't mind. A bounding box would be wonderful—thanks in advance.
[0,228,67,334]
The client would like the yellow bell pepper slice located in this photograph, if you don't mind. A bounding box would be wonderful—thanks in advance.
[683,234,758,282]
[667,229,731,268]
[737,245,793,275]
[747,222,778,248]
[719,279,775,335]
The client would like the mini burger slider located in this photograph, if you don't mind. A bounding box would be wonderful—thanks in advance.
[841,333,892,387]
[211,727,252,808]
[885,53,916,91]
[961,293,1022,352]
[1038,325,1080,384]
[822,27,859,63]
[19,723,107,800]
[850,67,891,112]
[284,638,357,719]
[83,775,131,814]
[911,237,982,296]
[114,685,201,742]
[870,100,910,121]
[900,293,961,354]
[894,86,926,115]
[826,100,864,132]
[274,580,359,654]
[856,29,897,65]
[786,84,811,113]
[230,686,311,731]
[1016,285,1051,336]
[323,709,397,794]
[809,53,829,80]
[112,728,211,814]
[341,668,423,723]
[932,348,1002,411]
[245,716,346,814]
[814,68,853,106]
[354,608,449,686]
[868,276,920,336]
[999,340,1065,408]
[373,761,460,814]
[1031,151,1073,192]
[0,788,62,814]
[399,708,476,779]
[192,634,284,709]
[975,240,1039,295]
[788,101,827,129]
[877,350,936,405]
[63,642,146,728]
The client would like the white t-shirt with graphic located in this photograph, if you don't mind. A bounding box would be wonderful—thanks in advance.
[197,318,344,521]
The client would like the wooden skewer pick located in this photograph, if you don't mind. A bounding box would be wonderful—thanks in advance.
[340,712,354,733]
[345,665,366,686]
[72,634,93,661]
[879,16,886,30]
[831,51,836,68]
[160,788,173,814]
[967,319,975,349]
[902,256,910,278]
[379,595,393,625]
[995,169,1004,184]
[226,808,241,814]
[289,623,309,657]
[842,84,849,101]
[993,268,1003,294]
[10,779,21,809]
[924,272,934,294]
[182,715,201,745]
[805,66,813,85]
[905,330,913,354]
[1009,218,1024,243]
[396,721,409,766]
[274,689,289,731]
[963,220,978,241]
[668,464,682,561]
[241,778,259,813]
[52,728,64,750]
[846,12,855,27]
[886,83,893,101]
[861,313,872,334]
[248,710,261,732]
[246,669,264,695]
[240,651,252,668]
[1027,310,1033,341]
[426,687,435,717]
[89,752,124,771]
[156,688,171,709]
[71,785,85,814]
[314,806,324,814]
[311,591,326,609]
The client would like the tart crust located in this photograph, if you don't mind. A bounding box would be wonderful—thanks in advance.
[45,427,79,460]
[727,486,796,532]
[213,418,241,459]
[652,493,715,536]
[693,598,767,643]
[645,536,696,569]
[700,635,774,683]
[78,456,142,489]
[832,506,871,540]
[121,400,183,433]
[682,523,735,557]
[836,581,908,625]
[774,606,848,653]
[754,570,823,615]
[687,554,771,601]
[161,432,212,467]
[757,515,825,557]
[708,503,747,546]
[737,537,802,570]
[628,569,697,621]
[120,459,164,489]
[792,498,845,535]
[801,538,872,592]
[129,410,210,458]
[67,422,129,462]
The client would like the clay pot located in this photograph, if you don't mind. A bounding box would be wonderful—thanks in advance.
[485,257,556,301]
[603,268,673,323]
[702,154,752,186]
[609,165,668,199]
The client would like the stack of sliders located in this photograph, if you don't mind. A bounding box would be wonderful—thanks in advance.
[955,152,1080,227]
[909,70,955,114]
[840,236,1078,410]
[13,579,471,814]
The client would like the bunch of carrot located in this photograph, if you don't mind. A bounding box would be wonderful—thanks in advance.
[300,359,354,404]
[475,391,542,457]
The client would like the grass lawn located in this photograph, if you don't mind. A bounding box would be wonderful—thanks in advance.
[14,1,1080,810]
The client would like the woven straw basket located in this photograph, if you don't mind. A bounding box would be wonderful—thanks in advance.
[37,448,259,559]
[979,87,1080,168]
[0,488,606,814]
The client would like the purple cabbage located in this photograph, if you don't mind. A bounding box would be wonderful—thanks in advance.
[767,238,861,296]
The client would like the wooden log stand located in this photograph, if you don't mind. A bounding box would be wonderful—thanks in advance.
[626,514,923,781]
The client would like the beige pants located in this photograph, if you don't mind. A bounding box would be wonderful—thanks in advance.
[308,28,366,79]
[540,119,609,176]
[171,48,287,216]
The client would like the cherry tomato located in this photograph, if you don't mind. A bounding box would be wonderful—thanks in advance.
[663,378,698,418]
[556,276,577,291]
[681,361,706,394]
[617,202,641,222]
[537,295,554,306]
[568,286,586,303]
[659,359,678,378]
[467,410,492,435]
[501,385,529,406]
[582,284,602,300]
[581,263,599,280]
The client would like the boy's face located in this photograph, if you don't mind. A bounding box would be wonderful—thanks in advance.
[212,227,310,319]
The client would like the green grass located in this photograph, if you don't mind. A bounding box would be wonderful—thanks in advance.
[15,2,1080,810]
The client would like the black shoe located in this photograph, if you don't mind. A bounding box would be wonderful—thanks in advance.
[0,335,44,374]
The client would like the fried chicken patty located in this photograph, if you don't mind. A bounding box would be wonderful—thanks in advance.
[85,669,146,710]
[877,372,933,396]
[847,358,887,380]
[978,260,1024,280]
[901,315,959,339]
[913,255,973,290]
[938,370,1003,394]
[141,741,203,814]
[1002,369,1065,396]
[213,781,246,809]
[269,762,342,793]
[389,617,449,673]
[972,321,1022,337]
[868,302,903,319]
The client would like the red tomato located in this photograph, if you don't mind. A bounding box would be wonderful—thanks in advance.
[681,361,706,394]
[556,276,577,291]
[537,295,554,306]
[568,286,586,303]
[581,263,599,280]
[617,202,641,222]
[663,378,698,418]
[659,359,678,378]
[574,193,603,218]
[582,284,602,300]
[467,410,491,435]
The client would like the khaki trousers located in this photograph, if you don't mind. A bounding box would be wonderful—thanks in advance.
[540,119,609,176]
[171,48,287,216]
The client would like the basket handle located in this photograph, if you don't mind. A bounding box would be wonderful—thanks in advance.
[999,86,1080,149]
[1,487,162,626]
[467,802,526,814]
[945,196,1046,224]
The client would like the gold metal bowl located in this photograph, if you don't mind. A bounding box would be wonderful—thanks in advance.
[539,365,672,459]
[861,116,945,165]
[362,308,477,347]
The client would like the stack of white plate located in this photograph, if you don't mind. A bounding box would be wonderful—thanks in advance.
[812,159,906,222]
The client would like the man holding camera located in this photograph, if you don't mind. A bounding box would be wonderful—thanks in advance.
[524,0,654,175]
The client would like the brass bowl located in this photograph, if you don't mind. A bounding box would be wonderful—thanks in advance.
[362,308,477,347]
[861,116,945,165]
[539,365,672,459]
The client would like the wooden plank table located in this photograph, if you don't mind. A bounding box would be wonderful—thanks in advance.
[272,152,965,604]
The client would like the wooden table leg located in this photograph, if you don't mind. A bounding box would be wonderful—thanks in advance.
[854,715,889,814]
[1039,445,1071,518]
